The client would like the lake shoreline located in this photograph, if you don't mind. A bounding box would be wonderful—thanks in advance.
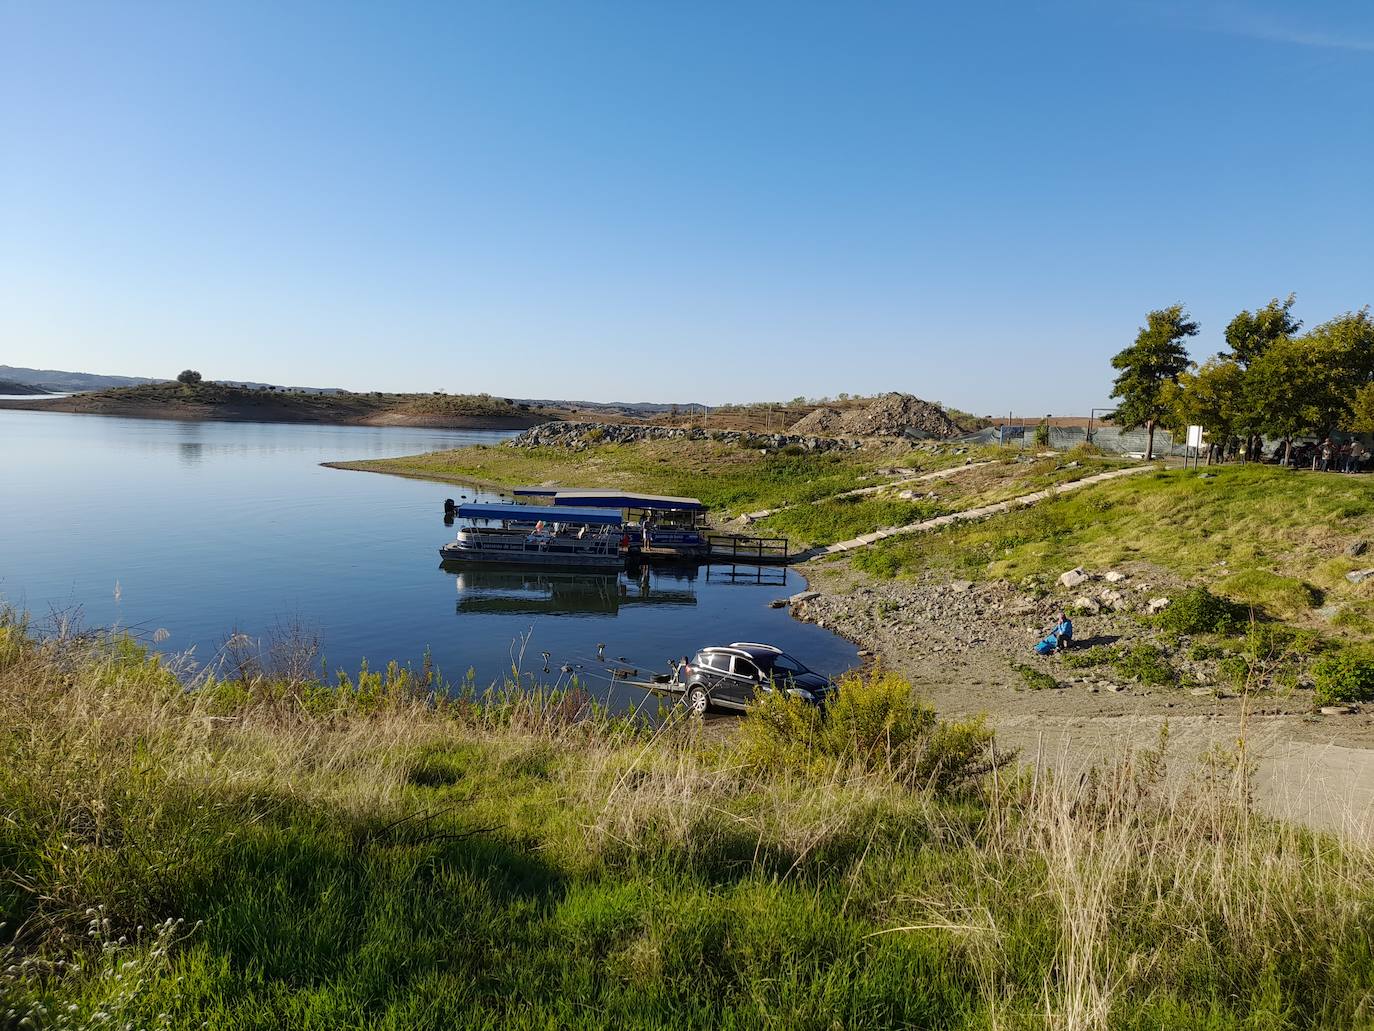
[0,395,547,430]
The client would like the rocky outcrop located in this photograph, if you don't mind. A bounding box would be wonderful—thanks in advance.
[507,422,862,452]
[789,393,963,439]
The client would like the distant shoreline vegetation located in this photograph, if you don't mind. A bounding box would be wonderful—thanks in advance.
[0,380,557,429]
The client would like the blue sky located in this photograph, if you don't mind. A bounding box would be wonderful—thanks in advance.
[3,1,1371,411]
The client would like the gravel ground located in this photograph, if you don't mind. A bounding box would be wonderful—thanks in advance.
[792,564,1374,834]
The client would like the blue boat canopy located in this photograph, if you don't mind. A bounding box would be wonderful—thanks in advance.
[551,491,705,512]
[456,502,624,526]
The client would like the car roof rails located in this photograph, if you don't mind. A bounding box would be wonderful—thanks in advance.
[729,642,782,653]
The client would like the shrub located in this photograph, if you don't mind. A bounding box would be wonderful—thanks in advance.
[584,427,607,443]
[1011,662,1059,690]
[1155,587,1247,636]
[1312,654,1374,707]
[176,368,203,385]
[736,668,1004,792]
[1114,645,1175,685]
[1189,642,1226,661]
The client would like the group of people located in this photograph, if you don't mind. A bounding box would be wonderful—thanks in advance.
[1202,436,1369,471]
[1315,438,1368,473]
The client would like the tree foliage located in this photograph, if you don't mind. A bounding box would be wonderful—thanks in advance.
[1159,298,1374,458]
[177,369,203,385]
[1223,293,1301,367]
[1110,305,1198,459]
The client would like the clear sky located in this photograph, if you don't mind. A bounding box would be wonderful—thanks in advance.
[3,1,1371,411]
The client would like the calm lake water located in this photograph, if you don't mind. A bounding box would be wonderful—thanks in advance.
[0,410,857,704]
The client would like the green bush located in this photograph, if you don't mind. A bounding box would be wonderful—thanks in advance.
[1189,642,1226,661]
[1312,654,1374,707]
[1114,645,1176,685]
[736,668,1004,792]
[1217,656,1251,689]
[1155,587,1247,636]
[1011,662,1059,690]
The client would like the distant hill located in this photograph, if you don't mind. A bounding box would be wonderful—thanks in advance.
[0,381,562,429]
[0,378,54,395]
[0,365,163,392]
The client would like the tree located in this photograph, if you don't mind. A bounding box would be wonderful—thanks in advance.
[1350,383,1374,433]
[1244,336,1321,464]
[1169,357,1247,446]
[177,370,203,385]
[1223,294,1301,367]
[1110,305,1198,460]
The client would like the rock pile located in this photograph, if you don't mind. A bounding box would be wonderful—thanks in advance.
[788,393,963,439]
[508,421,862,452]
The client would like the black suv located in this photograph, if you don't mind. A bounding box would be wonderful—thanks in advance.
[677,642,834,715]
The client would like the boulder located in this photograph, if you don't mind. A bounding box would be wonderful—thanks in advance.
[1147,597,1171,614]
[1058,567,1090,589]
[1346,569,1374,586]
[789,590,822,606]
[1073,596,1101,613]
[948,580,974,594]
[1103,571,1127,583]
[1345,540,1369,558]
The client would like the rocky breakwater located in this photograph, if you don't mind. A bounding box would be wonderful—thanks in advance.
[508,421,862,452]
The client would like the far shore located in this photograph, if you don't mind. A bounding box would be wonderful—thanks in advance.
[0,394,548,430]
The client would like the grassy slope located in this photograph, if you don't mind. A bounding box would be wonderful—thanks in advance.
[852,463,1374,631]
[3,621,1374,1029]
[338,439,936,517]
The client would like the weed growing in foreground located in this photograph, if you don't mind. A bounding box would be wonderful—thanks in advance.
[736,667,1006,791]
[5,615,1374,1029]
[1063,644,1122,669]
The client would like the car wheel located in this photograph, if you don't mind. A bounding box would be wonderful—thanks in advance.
[686,685,709,717]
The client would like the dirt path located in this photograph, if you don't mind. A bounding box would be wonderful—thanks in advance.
[738,461,996,522]
[792,463,1156,561]
[792,569,1374,837]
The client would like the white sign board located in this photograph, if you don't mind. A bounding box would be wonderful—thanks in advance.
[1186,425,1204,449]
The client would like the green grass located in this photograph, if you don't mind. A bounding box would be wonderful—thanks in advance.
[852,464,1374,639]
[756,495,949,546]
[5,618,1374,1029]
[341,439,936,517]
[1010,662,1060,690]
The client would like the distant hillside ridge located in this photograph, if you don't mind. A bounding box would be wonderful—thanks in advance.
[0,365,162,392]
[0,379,54,395]
[0,381,560,429]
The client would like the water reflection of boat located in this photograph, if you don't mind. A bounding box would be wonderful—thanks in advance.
[447,567,698,615]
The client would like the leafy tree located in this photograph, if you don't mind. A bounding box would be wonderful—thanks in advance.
[1242,335,1324,464]
[1350,382,1374,433]
[1223,293,1301,366]
[1110,305,1198,460]
[1303,308,1374,432]
[1169,357,1247,445]
[176,369,203,385]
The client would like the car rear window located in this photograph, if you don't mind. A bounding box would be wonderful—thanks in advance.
[695,652,730,671]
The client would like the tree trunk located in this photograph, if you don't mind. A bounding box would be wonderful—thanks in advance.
[1145,419,1155,462]
[1283,438,1293,466]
